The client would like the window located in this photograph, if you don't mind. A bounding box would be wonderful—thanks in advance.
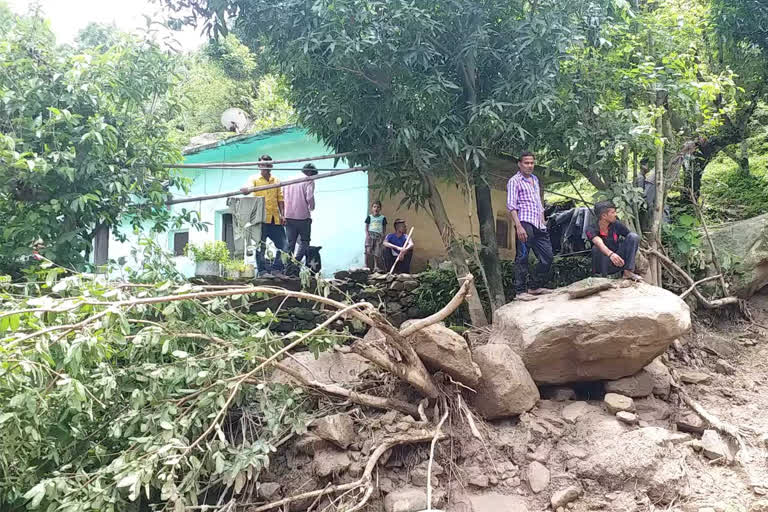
[496,219,510,249]
[173,231,189,256]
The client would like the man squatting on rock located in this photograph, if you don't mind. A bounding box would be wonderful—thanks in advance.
[586,200,643,281]
[506,151,554,301]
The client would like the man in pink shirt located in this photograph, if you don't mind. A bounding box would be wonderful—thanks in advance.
[284,163,317,271]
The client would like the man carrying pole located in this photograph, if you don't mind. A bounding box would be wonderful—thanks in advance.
[383,219,415,274]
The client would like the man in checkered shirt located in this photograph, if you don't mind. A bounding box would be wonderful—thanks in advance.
[507,151,554,300]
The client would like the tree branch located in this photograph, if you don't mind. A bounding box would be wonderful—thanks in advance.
[398,274,473,337]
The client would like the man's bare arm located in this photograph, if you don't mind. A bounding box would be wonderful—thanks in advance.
[510,210,528,243]
[591,236,624,266]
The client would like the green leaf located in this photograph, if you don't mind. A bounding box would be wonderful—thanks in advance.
[23,482,46,509]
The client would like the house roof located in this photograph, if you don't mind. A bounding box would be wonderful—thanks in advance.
[182,125,296,156]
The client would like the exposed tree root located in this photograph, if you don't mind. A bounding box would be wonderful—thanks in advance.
[248,430,444,512]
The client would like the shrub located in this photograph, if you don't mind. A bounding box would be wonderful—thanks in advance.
[185,241,232,264]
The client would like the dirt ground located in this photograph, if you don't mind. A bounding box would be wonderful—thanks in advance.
[251,291,768,512]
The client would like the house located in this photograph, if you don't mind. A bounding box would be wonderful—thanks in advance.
[106,126,522,276]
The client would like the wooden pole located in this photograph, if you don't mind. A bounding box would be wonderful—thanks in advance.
[166,166,367,205]
[166,151,358,169]
[387,227,414,276]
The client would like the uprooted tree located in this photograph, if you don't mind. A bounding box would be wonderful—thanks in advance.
[0,256,473,511]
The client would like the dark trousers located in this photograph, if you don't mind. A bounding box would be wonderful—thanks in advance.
[383,249,413,274]
[256,223,287,273]
[515,221,554,292]
[592,232,640,276]
[285,218,312,263]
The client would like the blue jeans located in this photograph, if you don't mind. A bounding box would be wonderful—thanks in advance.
[515,222,554,292]
[256,223,287,273]
[592,232,640,276]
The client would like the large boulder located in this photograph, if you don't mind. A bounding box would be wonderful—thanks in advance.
[399,320,481,386]
[706,212,768,297]
[469,344,539,419]
[489,279,691,384]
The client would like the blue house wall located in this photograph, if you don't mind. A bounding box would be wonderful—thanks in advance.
[109,128,368,276]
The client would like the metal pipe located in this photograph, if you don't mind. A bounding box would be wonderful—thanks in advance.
[166,151,358,169]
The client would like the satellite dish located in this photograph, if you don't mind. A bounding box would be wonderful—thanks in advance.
[220,108,250,133]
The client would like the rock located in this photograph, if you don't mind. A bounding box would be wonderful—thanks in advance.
[643,357,672,397]
[604,393,634,414]
[550,387,577,401]
[701,430,732,461]
[271,350,370,386]
[575,427,687,503]
[679,370,711,384]
[348,267,371,282]
[616,411,638,425]
[490,279,691,384]
[403,280,419,292]
[295,433,331,455]
[526,461,550,493]
[677,413,706,434]
[313,447,351,477]
[410,467,432,487]
[314,413,355,449]
[468,344,539,419]
[551,485,583,508]
[561,401,595,423]
[384,488,427,512]
[604,370,654,397]
[399,320,481,386]
[751,500,768,512]
[528,440,553,463]
[564,278,615,298]
[468,473,489,488]
[390,280,405,291]
[463,493,530,512]
[705,213,768,297]
[334,270,351,280]
[258,482,282,500]
[715,359,736,375]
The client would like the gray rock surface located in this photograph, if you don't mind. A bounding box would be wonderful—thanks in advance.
[400,320,481,386]
[490,280,691,384]
[468,344,539,419]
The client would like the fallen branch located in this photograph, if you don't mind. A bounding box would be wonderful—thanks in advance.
[679,274,722,299]
[399,274,473,337]
[672,378,751,451]
[427,410,449,510]
[253,359,419,417]
[249,431,443,512]
[643,249,740,309]
[688,188,729,296]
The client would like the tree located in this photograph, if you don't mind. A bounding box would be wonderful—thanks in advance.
[0,10,198,273]
[159,0,616,320]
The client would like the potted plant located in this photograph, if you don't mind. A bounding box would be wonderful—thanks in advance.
[240,263,255,279]
[185,241,231,277]
[223,260,243,280]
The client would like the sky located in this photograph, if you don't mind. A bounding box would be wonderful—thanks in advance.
[6,0,206,50]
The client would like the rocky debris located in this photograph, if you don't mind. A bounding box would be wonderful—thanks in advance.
[561,401,596,423]
[679,370,712,384]
[677,412,707,434]
[550,386,577,401]
[715,359,736,375]
[399,320,481,386]
[410,461,443,487]
[490,279,691,384]
[313,447,351,478]
[644,357,672,397]
[705,212,768,297]
[616,411,638,425]
[751,500,768,512]
[526,461,550,493]
[453,493,530,512]
[701,430,733,462]
[469,344,539,419]
[384,488,427,512]
[635,397,672,422]
[604,393,634,414]
[313,413,355,449]
[528,440,553,463]
[551,485,583,508]
[271,350,371,387]
[257,482,282,500]
[295,433,331,455]
[604,370,654,397]
[575,427,687,503]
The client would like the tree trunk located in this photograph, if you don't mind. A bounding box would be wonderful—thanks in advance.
[474,178,506,311]
[423,173,489,326]
[739,137,750,175]
[649,90,667,286]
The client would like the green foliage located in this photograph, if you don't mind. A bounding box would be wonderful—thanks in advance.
[662,212,704,271]
[701,139,768,222]
[0,276,326,510]
[185,241,231,264]
[203,33,258,81]
[0,10,195,273]
[124,237,186,284]
[415,268,470,325]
